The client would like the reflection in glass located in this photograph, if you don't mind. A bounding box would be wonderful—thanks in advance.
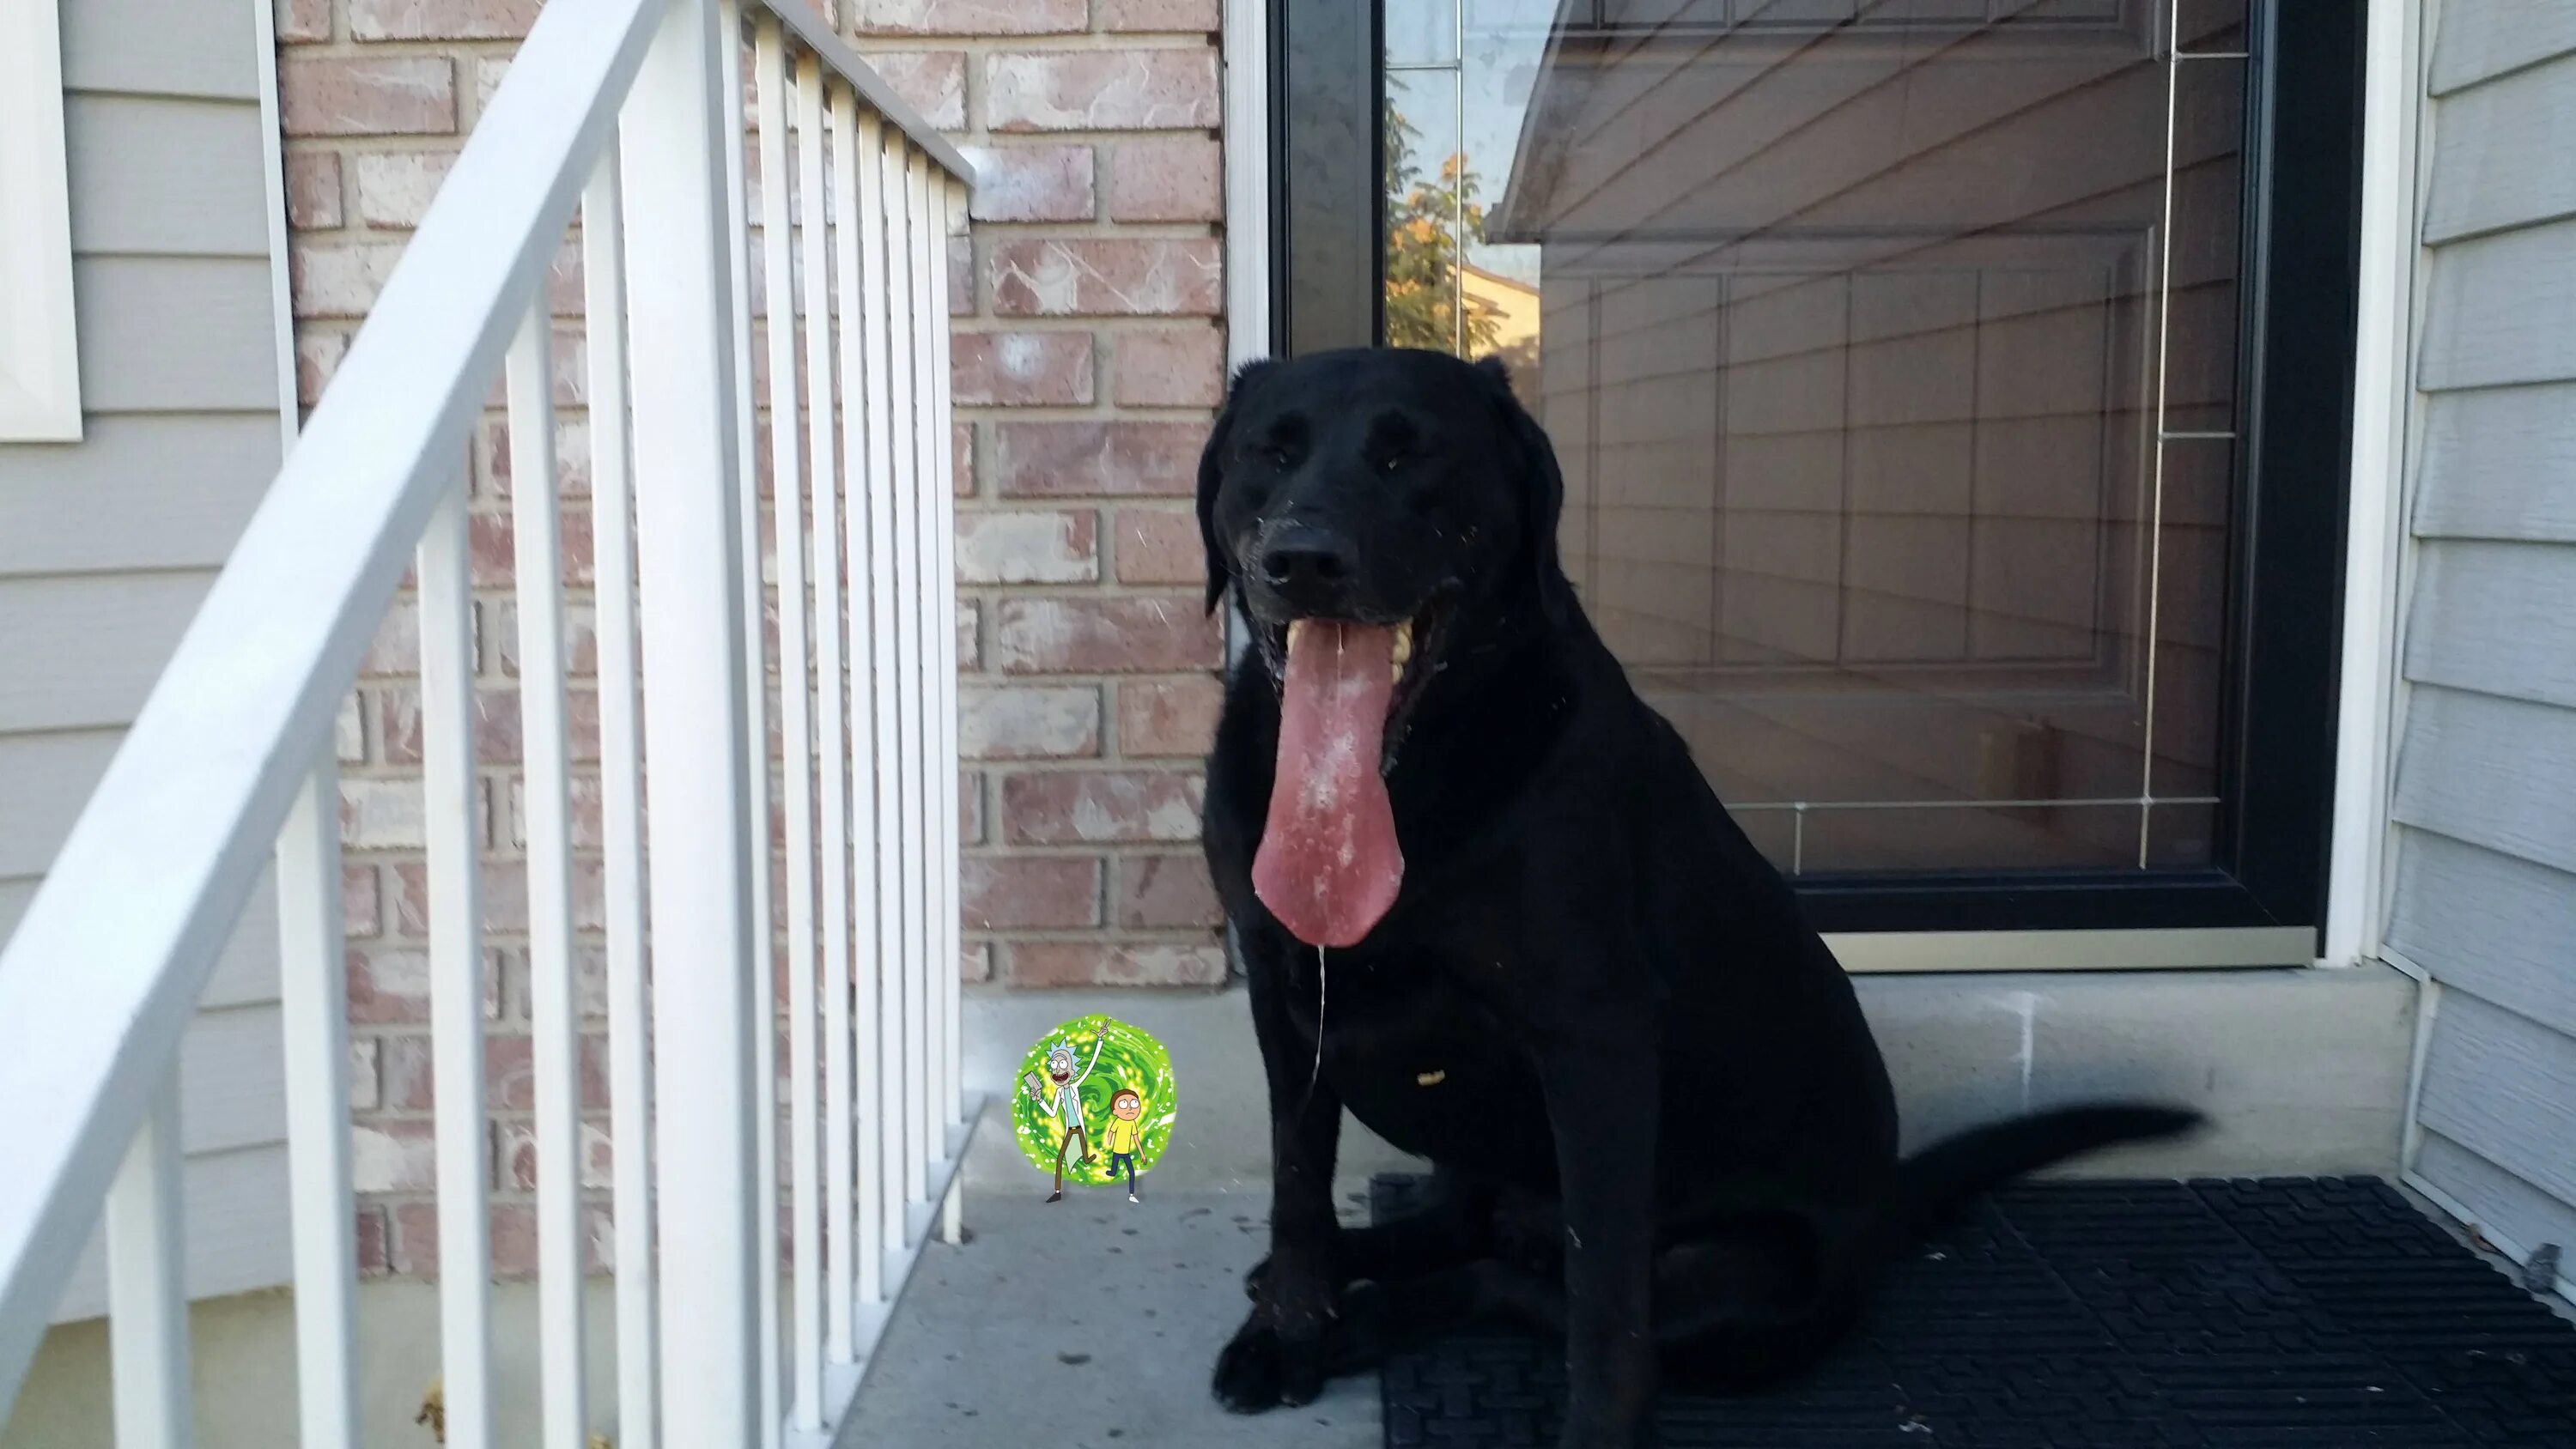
[1382,0,2249,875]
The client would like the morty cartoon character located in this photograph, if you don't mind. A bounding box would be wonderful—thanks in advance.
[1026,1028,1108,1203]
[1102,1088,1148,1203]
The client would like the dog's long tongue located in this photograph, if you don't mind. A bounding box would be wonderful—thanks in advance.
[1255,621,1403,947]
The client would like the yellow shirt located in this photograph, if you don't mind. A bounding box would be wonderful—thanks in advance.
[1103,1116,1144,1154]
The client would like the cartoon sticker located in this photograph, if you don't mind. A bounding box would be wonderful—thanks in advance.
[1011,1015,1176,1203]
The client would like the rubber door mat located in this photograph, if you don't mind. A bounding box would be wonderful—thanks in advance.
[1374,1174,2576,1447]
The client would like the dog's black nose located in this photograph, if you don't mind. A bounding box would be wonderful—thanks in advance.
[1260,526,1358,603]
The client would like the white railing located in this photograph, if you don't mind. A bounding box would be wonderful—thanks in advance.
[0,0,975,1444]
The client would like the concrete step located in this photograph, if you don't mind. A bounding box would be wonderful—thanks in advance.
[963,964,2420,1194]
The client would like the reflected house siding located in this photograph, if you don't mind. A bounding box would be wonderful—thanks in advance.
[1479,0,2245,871]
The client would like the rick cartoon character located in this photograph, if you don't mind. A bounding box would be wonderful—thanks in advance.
[1024,1029,1108,1203]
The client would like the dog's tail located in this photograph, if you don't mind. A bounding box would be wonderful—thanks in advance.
[1885,1102,2202,1246]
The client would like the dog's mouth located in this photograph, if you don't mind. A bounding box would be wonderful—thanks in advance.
[1249,597,1450,950]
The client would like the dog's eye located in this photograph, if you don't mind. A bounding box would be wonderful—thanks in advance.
[1377,452,1406,474]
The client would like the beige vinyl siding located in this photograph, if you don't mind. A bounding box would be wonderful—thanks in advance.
[2390,3,2576,1280]
[0,0,289,1319]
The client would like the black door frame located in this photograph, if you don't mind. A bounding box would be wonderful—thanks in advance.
[1270,0,2366,938]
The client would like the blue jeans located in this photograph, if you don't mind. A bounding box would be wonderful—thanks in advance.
[1107,1151,1138,1191]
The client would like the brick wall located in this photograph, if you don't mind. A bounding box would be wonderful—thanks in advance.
[276,0,1229,1276]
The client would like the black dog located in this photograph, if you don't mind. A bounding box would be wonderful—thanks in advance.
[1196,348,2198,1448]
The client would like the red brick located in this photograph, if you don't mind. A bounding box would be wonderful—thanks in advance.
[961,942,995,983]
[1101,0,1218,28]
[1117,853,1221,928]
[962,769,986,844]
[352,1120,436,1193]
[861,51,968,130]
[993,597,1219,674]
[502,773,605,852]
[963,856,1103,929]
[955,421,976,496]
[492,598,602,676]
[390,858,611,938]
[956,509,1098,585]
[345,864,382,940]
[1001,770,1204,844]
[290,240,404,318]
[281,56,457,138]
[953,331,1093,406]
[1114,326,1224,408]
[993,420,1206,498]
[362,603,419,676]
[276,0,331,43]
[337,693,365,764]
[339,778,422,850]
[494,1119,615,1192]
[379,684,602,767]
[349,1038,382,1112]
[950,235,974,315]
[983,50,1220,132]
[959,601,982,670]
[375,1034,433,1111]
[991,238,1222,318]
[1116,675,1222,756]
[482,416,597,500]
[483,1034,612,1113]
[860,0,1084,36]
[350,150,453,229]
[962,144,1096,223]
[295,330,348,408]
[1006,941,1226,986]
[1107,136,1223,222]
[961,684,1102,759]
[1112,507,1202,585]
[466,509,597,590]
[349,0,539,39]
[284,152,343,229]
[355,1205,391,1277]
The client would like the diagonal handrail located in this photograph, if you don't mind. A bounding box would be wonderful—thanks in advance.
[0,0,668,1404]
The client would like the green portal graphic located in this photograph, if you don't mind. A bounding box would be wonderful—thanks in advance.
[1012,1014,1177,1202]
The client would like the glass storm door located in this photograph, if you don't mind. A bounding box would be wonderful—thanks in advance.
[1273,0,2361,942]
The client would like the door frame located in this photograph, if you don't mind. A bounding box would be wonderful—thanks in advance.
[1263,0,2368,960]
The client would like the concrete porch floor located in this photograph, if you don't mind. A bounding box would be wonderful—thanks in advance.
[6,966,2443,1446]
[841,1189,1376,1449]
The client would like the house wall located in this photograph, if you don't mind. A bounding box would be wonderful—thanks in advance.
[2386,0,2576,1282]
[0,0,294,1317]
[275,0,1229,1278]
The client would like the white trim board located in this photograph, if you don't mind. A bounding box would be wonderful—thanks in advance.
[2323,0,2429,968]
[0,0,85,441]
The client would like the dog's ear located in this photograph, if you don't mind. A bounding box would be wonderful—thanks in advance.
[1197,359,1277,615]
[1473,357,1569,621]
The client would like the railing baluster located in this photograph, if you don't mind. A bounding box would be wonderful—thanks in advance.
[902,146,938,1215]
[420,483,495,1449]
[873,119,922,1250]
[796,50,860,1371]
[755,18,825,1432]
[105,1081,189,1449]
[625,0,763,1435]
[848,102,898,1307]
[709,3,782,1443]
[930,175,966,1151]
[507,294,591,1449]
[582,136,659,1449]
[276,761,360,1447]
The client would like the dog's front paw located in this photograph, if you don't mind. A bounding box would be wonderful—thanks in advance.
[1212,1306,1327,1412]
[1212,1257,1337,1412]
